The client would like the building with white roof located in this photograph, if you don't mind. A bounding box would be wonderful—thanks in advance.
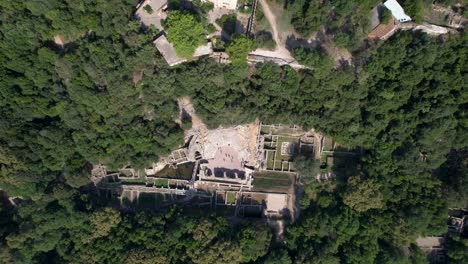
[384,0,411,23]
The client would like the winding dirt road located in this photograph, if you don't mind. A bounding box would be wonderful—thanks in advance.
[255,0,294,60]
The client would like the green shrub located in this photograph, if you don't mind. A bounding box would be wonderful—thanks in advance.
[201,2,214,13]
[226,35,253,65]
[292,47,334,78]
[380,8,392,24]
[212,36,225,50]
[207,23,216,34]
[254,31,275,50]
[334,32,350,48]
[143,5,153,14]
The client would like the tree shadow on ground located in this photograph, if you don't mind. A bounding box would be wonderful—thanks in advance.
[285,34,319,52]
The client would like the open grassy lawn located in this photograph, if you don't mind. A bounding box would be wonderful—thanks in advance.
[266,151,276,169]
[323,137,334,151]
[120,178,147,185]
[274,160,283,170]
[226,191,236,204]
[253,172,294,193]
[154,178,169,187]
[154,162,194,180]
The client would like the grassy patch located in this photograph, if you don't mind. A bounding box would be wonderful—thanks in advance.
[323,137,334,151]
[255,5,272,32]
[253,172,293,193]
[265,137,299,170]
[268,0,294,34]
[121,177,147,185]
[266,151,275,169]
[154,178,169,187]
[155,162,194,180]
[254,31,276,50]
[212,36,225,50]
[275,136,299,161]
[260,125,302,136]
[274,160,283,170]
[226,191,236,204]
[289,162,296,172]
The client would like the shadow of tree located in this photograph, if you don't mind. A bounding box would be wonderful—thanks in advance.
[255,30,275,50]
[285,34,318,52]
[330,154,358,184]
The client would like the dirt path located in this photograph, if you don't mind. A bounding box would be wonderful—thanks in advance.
[132,70,144,87]
[206,8,233,41]
[177,96,207,130]
[312,29,352,66]
[256,0,293,60]
[258,0,280,48]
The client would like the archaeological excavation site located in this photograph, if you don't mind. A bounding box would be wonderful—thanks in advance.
[91,98,355,222]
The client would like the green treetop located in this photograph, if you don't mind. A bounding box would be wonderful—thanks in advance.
[165,11,207,59]
[226,35,253,66]
[343,176,384,213]
[380,8,392,24]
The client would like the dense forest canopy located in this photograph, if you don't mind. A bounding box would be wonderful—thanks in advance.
[0,0,467,263]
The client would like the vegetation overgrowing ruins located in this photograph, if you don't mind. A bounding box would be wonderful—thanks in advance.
[92,98,357,224]
[0,0,467,263]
